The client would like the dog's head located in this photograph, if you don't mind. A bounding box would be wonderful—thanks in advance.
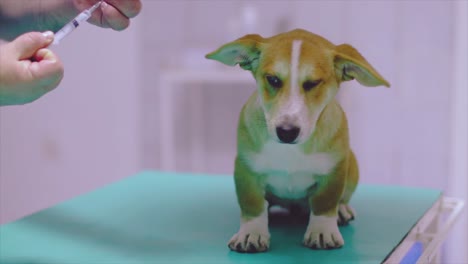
[206,29,389,144]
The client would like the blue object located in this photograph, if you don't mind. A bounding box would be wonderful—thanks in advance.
[400,242,424,264]
[0,171,441,264]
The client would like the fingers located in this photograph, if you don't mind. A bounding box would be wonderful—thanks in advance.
[11,31,54,60]
[82,0,142,31]
[104,0,142,19]
[0,40,63,105]
[29,49,64,87]
[5,30,63,85]
[100,1,130,31]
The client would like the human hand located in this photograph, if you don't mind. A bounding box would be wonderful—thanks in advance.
[0,31,64,106]
[73,0,142,31]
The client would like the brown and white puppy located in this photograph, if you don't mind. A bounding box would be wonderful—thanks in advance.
[206,29,389,253]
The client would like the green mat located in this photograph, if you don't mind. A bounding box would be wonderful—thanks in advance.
[0,171,442,264]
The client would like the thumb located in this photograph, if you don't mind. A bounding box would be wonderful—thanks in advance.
[11,31,55,60]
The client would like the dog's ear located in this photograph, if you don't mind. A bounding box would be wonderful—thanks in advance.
[205,34,264,72]
[334,44,390,87]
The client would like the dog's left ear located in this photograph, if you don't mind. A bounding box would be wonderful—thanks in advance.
[205,34,265,72]
[334,44,390,87]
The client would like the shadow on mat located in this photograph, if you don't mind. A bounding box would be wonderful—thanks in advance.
[268,206,309,228]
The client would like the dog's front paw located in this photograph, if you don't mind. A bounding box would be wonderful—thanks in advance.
[303,215,344,249]
[338,204,356,226]
[228,231,270,253]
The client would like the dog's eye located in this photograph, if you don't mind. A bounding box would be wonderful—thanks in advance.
[303,80,321,91]
[266,75,283,89]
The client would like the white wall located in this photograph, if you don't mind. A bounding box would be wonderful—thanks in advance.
[0,17,142,224]
[446,1,468,262]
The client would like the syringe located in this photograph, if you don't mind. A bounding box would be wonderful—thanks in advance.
[52,1,102,45]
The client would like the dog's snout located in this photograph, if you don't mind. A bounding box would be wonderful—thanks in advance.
[276,125,300,144]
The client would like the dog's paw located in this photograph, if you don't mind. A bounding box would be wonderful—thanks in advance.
[228,231,270,253]
[229,201,270,253]
[303,215,344,249]
[337,204,356,226]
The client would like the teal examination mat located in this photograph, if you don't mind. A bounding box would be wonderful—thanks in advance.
[0,171,442,264]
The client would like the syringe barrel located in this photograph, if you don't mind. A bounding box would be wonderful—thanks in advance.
[52,11,91,45]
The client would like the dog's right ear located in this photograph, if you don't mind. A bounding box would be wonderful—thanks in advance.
[205,34,264,72]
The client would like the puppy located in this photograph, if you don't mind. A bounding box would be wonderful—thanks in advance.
[206,29,389,253]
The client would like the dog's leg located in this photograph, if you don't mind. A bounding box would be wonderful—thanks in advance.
[338,150,359,226]
[303,159,346,249]
[228,157,270,253]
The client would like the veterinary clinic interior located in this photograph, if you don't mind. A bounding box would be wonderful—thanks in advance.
[0,1,466,263]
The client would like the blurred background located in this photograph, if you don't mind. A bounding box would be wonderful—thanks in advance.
[0,0,466,262]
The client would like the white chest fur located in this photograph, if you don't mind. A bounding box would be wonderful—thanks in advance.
[245,141,337,199]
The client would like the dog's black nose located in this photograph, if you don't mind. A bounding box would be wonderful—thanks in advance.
[276,126,300,144]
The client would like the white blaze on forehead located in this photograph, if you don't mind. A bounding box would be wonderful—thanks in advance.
[290,40,302,98]
[278,40,303,118]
